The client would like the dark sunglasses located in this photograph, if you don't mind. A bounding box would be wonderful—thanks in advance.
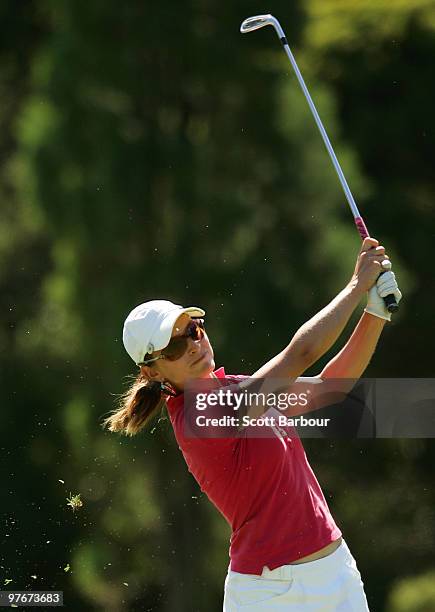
[140,318,205,365]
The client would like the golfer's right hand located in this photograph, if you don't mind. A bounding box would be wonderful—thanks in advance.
[351,237,390,293]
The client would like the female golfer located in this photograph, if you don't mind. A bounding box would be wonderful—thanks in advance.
[103,237,401,611]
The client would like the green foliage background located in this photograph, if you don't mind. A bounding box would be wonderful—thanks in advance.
[1,1,434,610]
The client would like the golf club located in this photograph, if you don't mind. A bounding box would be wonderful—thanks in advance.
[240,14,399,313]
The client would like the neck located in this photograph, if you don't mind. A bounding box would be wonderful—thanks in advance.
[170,369,217,394]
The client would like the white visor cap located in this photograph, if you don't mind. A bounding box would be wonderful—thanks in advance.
[122,299,205,365]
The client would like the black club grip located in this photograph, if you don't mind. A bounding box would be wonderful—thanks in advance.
[384,292,399,313]
[378,269,399,313]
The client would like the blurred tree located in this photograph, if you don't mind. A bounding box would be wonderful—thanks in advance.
[387,570,435,612]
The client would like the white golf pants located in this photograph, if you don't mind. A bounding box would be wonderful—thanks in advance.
[223,539,370,611]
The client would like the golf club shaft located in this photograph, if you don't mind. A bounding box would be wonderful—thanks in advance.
[282,40,364,226]
[241,15,398,313]
[279,35,398,312]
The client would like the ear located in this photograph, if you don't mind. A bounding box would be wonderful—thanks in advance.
[140,364,163,382]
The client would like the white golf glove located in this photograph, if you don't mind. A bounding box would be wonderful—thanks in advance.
[364,270,402,321]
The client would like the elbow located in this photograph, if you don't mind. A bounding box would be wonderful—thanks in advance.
[300,346,317,371]
[283,343,317,377]
[295,337,318,368]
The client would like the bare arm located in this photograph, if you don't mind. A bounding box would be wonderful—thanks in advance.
[281,312,388,415]
[319,311,386,379]
[243,313,385,419]
[252,280,364,380]
[237,239,389,419]
[252,238,387,381]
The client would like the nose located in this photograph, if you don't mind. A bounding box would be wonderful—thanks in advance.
[187,336,201,354]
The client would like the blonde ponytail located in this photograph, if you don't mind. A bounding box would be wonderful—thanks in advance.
[102,374,168,436]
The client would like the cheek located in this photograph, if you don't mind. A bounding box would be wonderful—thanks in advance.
[160,360,183,379]
[155,358,180,380]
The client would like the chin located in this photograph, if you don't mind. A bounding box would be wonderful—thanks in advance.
[196,355,215,376]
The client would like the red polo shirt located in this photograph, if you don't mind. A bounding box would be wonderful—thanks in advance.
[166,367,342,574]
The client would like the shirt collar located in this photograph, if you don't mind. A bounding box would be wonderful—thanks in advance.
[212,366,226,379]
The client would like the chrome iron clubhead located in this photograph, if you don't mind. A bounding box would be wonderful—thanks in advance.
[240,14,285,39]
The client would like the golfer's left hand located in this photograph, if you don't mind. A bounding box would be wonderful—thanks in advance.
[352,238,390,293]
[364,270,402,321]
